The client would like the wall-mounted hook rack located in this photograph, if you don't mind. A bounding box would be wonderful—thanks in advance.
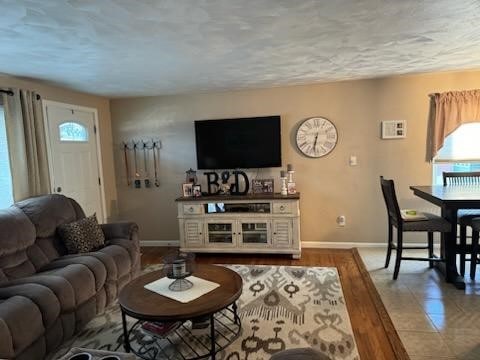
[121,138,161,189]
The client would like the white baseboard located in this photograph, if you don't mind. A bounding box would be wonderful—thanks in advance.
[302,241,440,249]
[140,240,180,247]
[140,240,437,249]
[301,241,386,249]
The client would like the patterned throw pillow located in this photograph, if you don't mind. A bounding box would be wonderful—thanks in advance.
[58,214,105,254]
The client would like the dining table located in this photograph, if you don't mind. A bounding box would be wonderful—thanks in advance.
[410,185,480,289]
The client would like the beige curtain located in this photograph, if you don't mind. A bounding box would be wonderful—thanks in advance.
[427,89,480,161]
[2,89,50,200]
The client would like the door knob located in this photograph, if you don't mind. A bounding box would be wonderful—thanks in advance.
[56,187,62,193]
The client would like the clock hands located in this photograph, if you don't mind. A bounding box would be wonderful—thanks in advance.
[313,132,319,149]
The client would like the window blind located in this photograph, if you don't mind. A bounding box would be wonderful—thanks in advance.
[435,122,480,161]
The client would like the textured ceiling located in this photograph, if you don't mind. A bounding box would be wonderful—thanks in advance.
[1,0,480,97]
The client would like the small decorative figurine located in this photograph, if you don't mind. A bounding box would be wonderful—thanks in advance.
[287,164,296,194]
[280,170,288,196]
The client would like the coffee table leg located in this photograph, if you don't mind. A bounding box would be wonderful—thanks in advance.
[210,314,216,360]
[121,310,131,353]
[232,302,239,325]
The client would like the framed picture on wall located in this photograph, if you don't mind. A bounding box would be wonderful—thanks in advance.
[182,183,193,197]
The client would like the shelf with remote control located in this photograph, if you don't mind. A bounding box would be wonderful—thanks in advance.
[176,193,301,259]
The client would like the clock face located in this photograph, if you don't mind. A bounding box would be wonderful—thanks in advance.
[295,117,338,158]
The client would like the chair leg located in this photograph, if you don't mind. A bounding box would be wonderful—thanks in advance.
[460,225,467,276]
[428,232,434,268]
[385,224,393,268]
[470,230,479,280]
[393,231,403,280]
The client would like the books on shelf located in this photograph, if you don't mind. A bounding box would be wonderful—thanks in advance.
[190,316,210,335]
[141,321,181,337]
[400,209,428,222]
[141,318,211,338]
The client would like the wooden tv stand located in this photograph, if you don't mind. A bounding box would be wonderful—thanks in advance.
[175,193,301,259]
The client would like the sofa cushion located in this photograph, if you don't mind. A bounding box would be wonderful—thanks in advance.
[0,207,37,283]
[98,244,132,279]
[42,254,107,292]
[40,264,97,307]
[0,296,45,358]
[1,253,37,281]
[0,207,36,257]
[15,194,79,238]
[0,284,60,329]
[107,238,139,266]
[58,214,105,254]
[8,274,76,312]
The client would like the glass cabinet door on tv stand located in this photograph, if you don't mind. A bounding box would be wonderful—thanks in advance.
[239,221,270,246]
[206,220,235,246]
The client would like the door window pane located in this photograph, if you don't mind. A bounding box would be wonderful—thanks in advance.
[0,106,13,208]
[59,122,88,142]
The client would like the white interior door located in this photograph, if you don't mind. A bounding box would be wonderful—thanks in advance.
[45,104,104,220]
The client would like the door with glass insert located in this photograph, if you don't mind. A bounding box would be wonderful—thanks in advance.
[45,104,103,220]
[205,220,236,246]
[239,220,271,247]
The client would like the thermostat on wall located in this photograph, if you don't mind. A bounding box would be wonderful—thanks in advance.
[381,120,406,139]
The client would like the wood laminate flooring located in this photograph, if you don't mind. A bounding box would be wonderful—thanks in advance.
[141,247,409,360]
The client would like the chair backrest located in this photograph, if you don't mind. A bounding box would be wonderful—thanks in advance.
[443,171,480,186]
[380,176,402,227]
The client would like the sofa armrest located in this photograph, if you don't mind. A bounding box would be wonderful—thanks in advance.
[101,222,140,255]
[101,222,139,242]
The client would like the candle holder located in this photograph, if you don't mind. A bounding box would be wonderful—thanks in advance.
[163,251,196,291]
[287,165,296,194]
[288,170,294,184]
[280,176,288,196]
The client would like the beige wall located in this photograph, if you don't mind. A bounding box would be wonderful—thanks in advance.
[0,74,117,218]
[110,70,480,243]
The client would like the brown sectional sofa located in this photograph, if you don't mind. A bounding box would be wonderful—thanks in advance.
[0,194,141,360]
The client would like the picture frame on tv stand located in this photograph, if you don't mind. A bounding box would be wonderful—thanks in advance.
[252,179,274,194]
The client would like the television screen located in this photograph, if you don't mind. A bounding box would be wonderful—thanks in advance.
[195,116,281,169]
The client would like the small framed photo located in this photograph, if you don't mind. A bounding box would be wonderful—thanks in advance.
[252,179,274,194]
[193,184,202,197]
[182,183,193,197]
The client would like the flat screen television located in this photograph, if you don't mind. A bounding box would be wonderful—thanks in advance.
[195,116,281,169]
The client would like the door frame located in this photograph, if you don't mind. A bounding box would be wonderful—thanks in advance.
[42,100,107,222]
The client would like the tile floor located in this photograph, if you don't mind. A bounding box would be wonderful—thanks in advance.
[358,247,480,360]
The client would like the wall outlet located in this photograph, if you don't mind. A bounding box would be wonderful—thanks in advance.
[337,215,346,227]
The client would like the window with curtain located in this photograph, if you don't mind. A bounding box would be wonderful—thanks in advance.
[0,104,14,208]
[432,122,480,185]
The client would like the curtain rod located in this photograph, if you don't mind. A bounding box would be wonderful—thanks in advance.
[0,89,41,100]
[428,93,439,97]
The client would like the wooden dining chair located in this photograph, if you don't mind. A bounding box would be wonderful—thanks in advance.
[443,171,480,276]
[380,177,451,279]
[469,218,480,279]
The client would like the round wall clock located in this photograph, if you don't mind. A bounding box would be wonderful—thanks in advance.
[295,117,338,158]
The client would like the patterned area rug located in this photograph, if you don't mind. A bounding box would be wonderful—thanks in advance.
[52,265,359,360]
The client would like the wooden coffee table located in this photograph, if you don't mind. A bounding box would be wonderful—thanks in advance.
[119,264,242,360]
